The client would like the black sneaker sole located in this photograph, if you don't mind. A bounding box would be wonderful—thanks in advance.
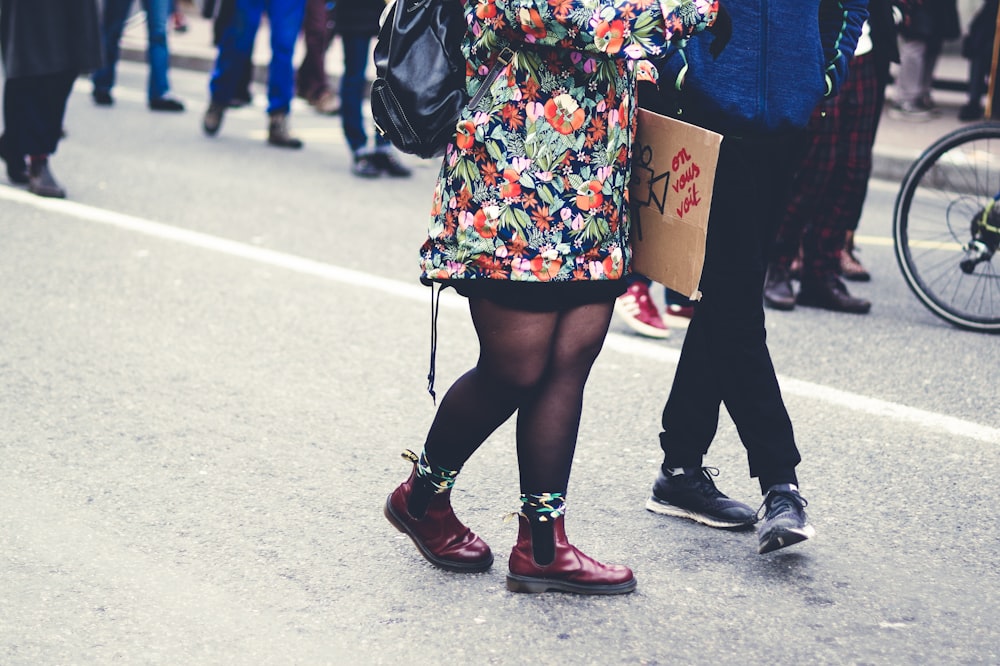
[645,495,757,530]
[758,524,816,554]
[506,573,636,595]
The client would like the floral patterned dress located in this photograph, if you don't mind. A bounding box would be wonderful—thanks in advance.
[419,0,718,285]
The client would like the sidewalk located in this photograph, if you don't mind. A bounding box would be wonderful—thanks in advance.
[124,8,977,181]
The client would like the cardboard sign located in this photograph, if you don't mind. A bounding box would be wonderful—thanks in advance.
[630,108,722,301]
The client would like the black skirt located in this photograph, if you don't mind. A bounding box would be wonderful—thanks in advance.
[446,279,628,312]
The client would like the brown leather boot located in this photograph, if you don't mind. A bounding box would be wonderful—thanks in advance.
[267,112,303,149]
[506,513,636,595]
[841,231,871,282]
[384,454,493,573]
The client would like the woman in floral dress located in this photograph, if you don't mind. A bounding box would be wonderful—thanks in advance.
[384,0,718,595]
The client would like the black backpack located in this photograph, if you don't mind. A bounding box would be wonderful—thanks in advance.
[371,0,512,159]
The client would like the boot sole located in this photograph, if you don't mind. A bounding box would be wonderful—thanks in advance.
[506,573,637,595]
[645,496,757,530]
[758,524,816,554]
[383,495,494,573]
[795,296,871,314]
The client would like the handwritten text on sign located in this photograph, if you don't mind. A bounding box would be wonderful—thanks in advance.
[670,148,702,219]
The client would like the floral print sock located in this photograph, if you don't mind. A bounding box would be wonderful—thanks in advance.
[405,449,460,518]
[520,492,567,565]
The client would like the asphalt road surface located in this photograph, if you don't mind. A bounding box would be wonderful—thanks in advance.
[1,63,997,665]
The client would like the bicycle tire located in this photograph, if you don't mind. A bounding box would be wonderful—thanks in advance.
[893,122,1000,332]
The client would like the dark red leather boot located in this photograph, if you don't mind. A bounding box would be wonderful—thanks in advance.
[506,513,636,594]
[384,459,493,573]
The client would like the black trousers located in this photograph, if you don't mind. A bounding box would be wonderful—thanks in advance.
[659,130,804,493]
[2,71,77,157]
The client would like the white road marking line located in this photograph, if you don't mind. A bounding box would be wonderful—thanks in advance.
[2,184,997,445]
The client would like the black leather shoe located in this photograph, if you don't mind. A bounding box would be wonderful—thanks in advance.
[203,103,225,136]
[149,95,185,112]
[797,275,871,314]
[0,134,28,185]
[352,153,381,178]
[763,265,796,311]
[92,89,114,106]
[28,159,66,199]
[371,150,412,178]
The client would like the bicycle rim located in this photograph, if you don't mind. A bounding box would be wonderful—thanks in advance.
[893,122,1000,332]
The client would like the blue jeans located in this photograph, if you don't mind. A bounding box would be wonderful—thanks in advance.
[209,0,306,114]
[93,0,172,101]
[340,32,388,153]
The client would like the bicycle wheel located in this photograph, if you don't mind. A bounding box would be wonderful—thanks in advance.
[893,122,1000,332]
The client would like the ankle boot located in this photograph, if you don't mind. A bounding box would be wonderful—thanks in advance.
[763,264,796,311]
[506,513,636,595]
[797,274,871,314]
[28,156,66,199]
[384,453,493,573]
[267,112,303,149]
[840,231,871,282]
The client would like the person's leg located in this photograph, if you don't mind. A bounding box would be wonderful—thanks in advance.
[662,134,801,492]
[91,0,134,99]
[500,299,635,594]
[296,0,329,101]
[894,36,927,108]
[919,38,943,108]
[386,298,558,574]
[263,0,306,115]
[20,71,76,198]
[514,301,614,494]
[0,77,29,184]
[141,0,173,101]
[339,32,370,154]
[764,109,825,311]
[208,0,263,107]
[795,57,872,313]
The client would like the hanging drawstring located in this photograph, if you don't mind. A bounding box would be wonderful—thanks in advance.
[426,282,447,404]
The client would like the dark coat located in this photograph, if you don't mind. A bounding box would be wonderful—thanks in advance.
[895,0,961,42]
[869,0,900,81]
[0,0,102,78]
[334,0,386,37]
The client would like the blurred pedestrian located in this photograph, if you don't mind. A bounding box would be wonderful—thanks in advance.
[959,0,999,121]
[384,0,717,595]
[336,0,408,178]
[202,0,307,148]
[640,0,867,555]
[764,0,899,313]
[889,0,960,120]
[0,0,103,197]
[92,0,186,111]
[206,0,255,108]
[296,0,339,115]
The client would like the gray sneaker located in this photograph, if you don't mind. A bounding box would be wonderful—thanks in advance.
[646,467,757,529]
[757,485,815,554]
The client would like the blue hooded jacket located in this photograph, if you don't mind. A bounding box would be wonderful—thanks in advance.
[652,0,869,135]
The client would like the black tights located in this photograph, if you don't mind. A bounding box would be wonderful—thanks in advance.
[423,297,614,495]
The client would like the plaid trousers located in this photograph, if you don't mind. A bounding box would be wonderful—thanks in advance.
[771,53,885,280]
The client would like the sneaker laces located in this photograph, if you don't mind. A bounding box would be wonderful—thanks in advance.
[684,467,726,498]
[756,489,808,521]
